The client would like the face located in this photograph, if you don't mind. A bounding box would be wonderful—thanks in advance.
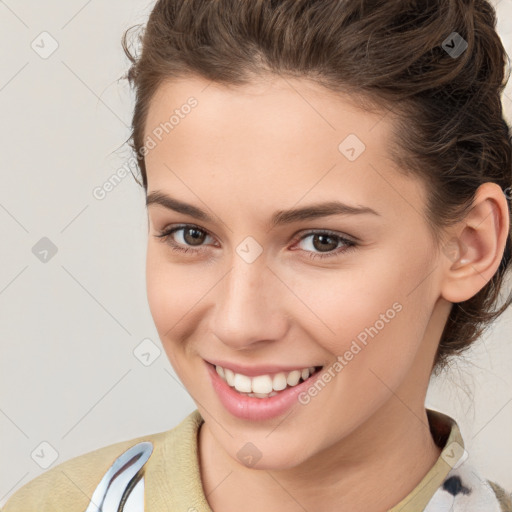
[144,75,449,469]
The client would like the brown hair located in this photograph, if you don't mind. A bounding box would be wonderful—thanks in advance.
[121,0,512,375]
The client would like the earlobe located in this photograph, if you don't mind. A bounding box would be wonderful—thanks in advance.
[440,182,510,304]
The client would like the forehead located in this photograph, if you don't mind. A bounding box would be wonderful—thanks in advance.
[143,75,427,221]
[144,74,388,143]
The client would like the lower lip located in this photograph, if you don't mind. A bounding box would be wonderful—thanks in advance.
[205,361,324,421]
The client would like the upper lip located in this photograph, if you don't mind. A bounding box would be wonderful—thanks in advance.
[205,358,323,377]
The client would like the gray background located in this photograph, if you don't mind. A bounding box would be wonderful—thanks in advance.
[1,0,512,506]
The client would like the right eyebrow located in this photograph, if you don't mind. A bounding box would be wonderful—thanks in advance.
[146,190,380,228]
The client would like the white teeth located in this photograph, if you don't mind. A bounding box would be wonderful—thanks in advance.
[224,368,235,387]
[272,372,288,391]
[215,364,320,395]
[233,373,252,393]
[286,370,301,386]
[252,375,273,394]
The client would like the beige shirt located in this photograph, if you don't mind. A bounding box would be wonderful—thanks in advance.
[3,408,511,511]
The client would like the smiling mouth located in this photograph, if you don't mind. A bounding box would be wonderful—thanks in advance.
[212,363,324,398]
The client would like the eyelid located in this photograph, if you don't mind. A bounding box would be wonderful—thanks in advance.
[156,223,359,259]
[164,223,217,246]
[158,224,357,245]
[292,228,357,244]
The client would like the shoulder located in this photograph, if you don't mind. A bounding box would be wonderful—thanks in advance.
[423,408,512,512]
[1,430,168,512]
[425,458,512,512]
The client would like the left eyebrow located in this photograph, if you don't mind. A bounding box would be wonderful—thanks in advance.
[146,190,380,228]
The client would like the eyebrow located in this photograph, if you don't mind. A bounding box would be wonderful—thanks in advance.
[146,190,380,228]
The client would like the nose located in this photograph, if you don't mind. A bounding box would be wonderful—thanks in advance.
[211,252,288,351]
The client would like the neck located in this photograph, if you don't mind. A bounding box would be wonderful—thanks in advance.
[198,399,443,512]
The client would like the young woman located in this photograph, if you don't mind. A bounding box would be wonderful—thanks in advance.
[4,0,512,510]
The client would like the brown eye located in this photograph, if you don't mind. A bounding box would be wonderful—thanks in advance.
[295,230,357,261]
[182,227,207,246]
[154,224,215,255]
[310,233,339,252]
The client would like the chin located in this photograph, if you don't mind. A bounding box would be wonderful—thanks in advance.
[228,442,309,471]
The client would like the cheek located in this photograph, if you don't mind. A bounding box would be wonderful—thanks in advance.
[145,245,195,340]
[145,250,191,375]
[145,244,219,365]
[293,251,431,378]
[289,269,431,434]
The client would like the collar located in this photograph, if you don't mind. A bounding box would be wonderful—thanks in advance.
[389,408,465,511]
[143,408,463,511]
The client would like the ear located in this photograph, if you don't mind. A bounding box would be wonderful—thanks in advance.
[440,182,510,304]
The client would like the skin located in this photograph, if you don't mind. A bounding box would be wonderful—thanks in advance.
[143,75,509,512]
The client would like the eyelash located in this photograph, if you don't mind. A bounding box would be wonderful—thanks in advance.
[154,224,357,260]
